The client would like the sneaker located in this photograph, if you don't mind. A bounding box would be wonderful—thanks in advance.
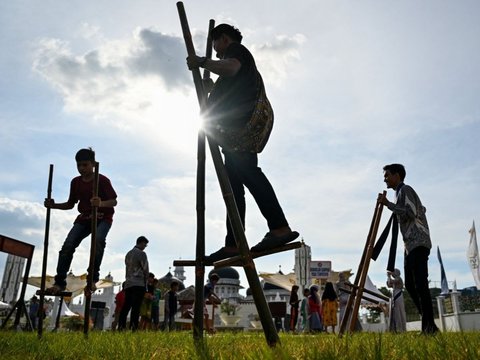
[205,246,240,264]
[251,231,299,252]
[44,284,66,296]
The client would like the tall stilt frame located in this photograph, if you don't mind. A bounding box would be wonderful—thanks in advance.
[338,191,389,335]
[176,2,303,346]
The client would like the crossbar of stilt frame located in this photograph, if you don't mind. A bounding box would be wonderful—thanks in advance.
[177,2,280,346]
[338,191,386,335]
[174,241,303,268]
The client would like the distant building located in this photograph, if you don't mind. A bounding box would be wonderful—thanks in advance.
[0,254,24,304]
[209,267,243,303]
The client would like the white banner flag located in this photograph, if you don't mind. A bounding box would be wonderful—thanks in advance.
[467,221,480,290]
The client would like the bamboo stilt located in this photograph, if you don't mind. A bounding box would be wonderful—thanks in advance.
[177,2,280,346]
[338,191,386,335]
[38,164,53,338]
[83,161,100,336]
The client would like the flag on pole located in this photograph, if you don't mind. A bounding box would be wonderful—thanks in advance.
[467,221,480,290]
[437,246,449,295]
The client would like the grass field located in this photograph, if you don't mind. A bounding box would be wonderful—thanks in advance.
[1,330,480,360]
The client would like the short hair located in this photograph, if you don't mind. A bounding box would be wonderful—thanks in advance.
[75,148,95,162]
[209,273,220,282]
[148,272,155,278]
[136,236,149,245]
[170,281,179,288]
[383,163,406,181]
[211,24,243,43]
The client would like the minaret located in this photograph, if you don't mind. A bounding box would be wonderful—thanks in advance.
[174,264,186,283]
[294,239,311,291]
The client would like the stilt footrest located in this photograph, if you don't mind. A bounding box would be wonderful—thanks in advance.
[214,241,303,268]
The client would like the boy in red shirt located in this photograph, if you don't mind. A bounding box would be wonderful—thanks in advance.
[44,148,117,294]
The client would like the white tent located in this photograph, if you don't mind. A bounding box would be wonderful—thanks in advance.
[28,272,117,298]
[0,300,10,309]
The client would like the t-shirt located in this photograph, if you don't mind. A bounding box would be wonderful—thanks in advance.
[67,174,117,224]
[207,42,258,129]
[124,246,149,289]
[114,290,125,313]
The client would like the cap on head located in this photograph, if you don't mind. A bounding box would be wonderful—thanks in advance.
[75,148,95,162]
[211,23,243,43]
[136,236,149,245]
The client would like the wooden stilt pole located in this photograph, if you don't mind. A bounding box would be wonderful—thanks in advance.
[192,18,215,343]
[338,191,386,335]
[38,164,53,338]
[83,161,100,336]
[177,2,279,346]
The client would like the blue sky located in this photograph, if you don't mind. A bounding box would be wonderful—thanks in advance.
[1,0,479,299]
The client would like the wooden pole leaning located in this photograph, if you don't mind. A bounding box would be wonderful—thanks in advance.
[194,18,215,342]
[338,191,387,335]
[83,161,100,336]
[176,2,279,346]
[177,2,210,343]
[38,164,53,339]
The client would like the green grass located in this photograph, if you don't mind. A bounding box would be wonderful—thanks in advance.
[1,331,479,360]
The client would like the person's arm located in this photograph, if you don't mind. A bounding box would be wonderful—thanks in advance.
[92,176,118,207]
[44,199,75,210]
[141,254,149,287]
[44,179,77,210]
[90,197,117,207]
[187,55,241,77]
[378,187,417,222]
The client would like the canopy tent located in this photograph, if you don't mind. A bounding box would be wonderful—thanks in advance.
[0,300,10,309]
[259,269,387,304]
[27,272,117,298]
[259,269,354,291]
[259,272,296,291]
[56,299,78,317]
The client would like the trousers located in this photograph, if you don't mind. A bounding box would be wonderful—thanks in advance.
[223,151,288,247]
[54,220,111,287]
[404,246,436,331]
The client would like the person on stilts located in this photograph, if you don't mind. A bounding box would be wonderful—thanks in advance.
[44,148,117,295]
[187,24,298,263]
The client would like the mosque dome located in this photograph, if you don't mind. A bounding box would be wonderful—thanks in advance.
[158,271,185,291]
[208,267,239,280]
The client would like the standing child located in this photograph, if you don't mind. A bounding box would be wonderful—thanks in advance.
[204,273,221,334]
[164,281,179,331]
[45,148,117,294]
[300,288,310,332]
[151,278,161,330]
[139,273,155,330]
[321,282,339,334]
[288,285,300,332]
[386,268,407,332]
[308,285,323,332]
[111,282,125,331]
